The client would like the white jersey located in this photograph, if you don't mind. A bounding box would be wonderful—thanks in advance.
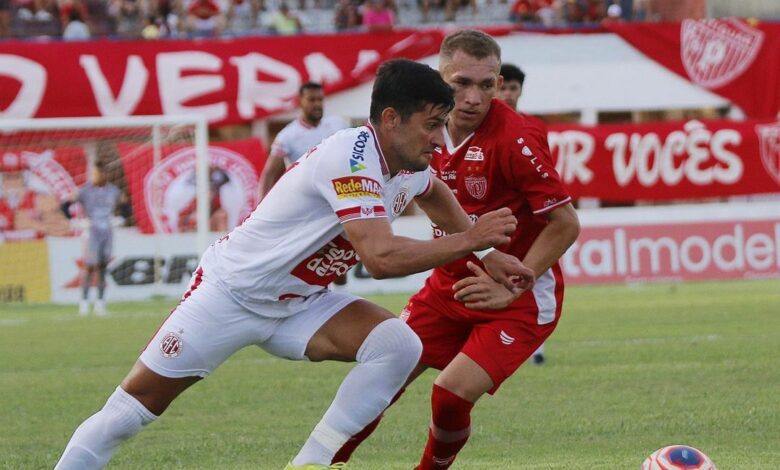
[270,116,349,165]
[208,124,432,316]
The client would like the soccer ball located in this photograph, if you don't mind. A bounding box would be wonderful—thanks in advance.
[641,445,717,470]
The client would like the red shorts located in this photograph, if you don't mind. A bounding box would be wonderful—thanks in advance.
[402,279,562,394]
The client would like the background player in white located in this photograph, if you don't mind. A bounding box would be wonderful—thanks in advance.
[500,62,547,365]
[259,81,349,200]
[54,59,532,470]
[61,164,122,316]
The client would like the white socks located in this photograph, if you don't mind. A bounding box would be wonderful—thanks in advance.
[292,318,422,465]
[55,386,157,469]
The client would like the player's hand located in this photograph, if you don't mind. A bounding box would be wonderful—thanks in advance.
[466,208,516,250]
[481,250,535,294]
[453,261,520,310]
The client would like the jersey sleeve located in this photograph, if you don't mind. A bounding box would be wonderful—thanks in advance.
[269,129,291,160]
[414,168,433,198]
[499,125,571,215]
[311,130,388,224]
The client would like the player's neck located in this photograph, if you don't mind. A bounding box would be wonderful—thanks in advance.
[300,116,321,128]
[446,120,478,148]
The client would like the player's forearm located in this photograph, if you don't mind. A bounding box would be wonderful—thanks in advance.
[415,179,473,235]
[361,232,477,279]
[522,206,580,278]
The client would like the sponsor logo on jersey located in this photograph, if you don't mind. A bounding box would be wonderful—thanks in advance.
[332,176,382,199]
[350,130,371,162]
[464,146,485,161]
[392,188,409,215]
[517,138,550,179]
[756,122,780,185]
[361,206,374,216]
[544,197,559,208]
[681,18,765,89]
[464,175,487,200]
[499,330,515,345]
[291,235,360,286]
[160,332,182,357]
[349,158,366,172]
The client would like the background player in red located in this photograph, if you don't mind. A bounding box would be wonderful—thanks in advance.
[332,30,580,469]
[500,61,548,365]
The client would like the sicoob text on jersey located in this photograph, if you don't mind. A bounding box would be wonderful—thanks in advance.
[349,130,370,172]
[291,234,360,286]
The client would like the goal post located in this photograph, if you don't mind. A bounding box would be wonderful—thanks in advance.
[0,115,210,303]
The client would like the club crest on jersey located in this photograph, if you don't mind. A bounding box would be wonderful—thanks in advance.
[681,18,765,89]
[160,332,182,358]
[464,175,487,200]
[464,146,485,161]
[331,176,382,199]
[392,188,409,215]
[349,158,366,173]
[756,122,780,185]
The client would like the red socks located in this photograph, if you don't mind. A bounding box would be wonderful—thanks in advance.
[416,384,474,470]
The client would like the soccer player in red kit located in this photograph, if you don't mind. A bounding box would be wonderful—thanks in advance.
[332,30,580,469]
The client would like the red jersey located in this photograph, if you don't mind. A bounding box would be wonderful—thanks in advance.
[428,99,571,312]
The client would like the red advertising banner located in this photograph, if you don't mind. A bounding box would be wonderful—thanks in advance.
[606,19,780,119]
[563,219,780,284]
[0,30,449,126]
[118,138,266,233]
[0,146,85,240]
[548,119,780,200]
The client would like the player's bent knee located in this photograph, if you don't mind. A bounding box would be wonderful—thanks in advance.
[359,318,422,372]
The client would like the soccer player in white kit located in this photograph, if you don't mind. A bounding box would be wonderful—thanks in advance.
[259,81,349,200]
[54,59,532,470]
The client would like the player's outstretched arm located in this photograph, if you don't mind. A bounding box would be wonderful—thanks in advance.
[342,209,516,279]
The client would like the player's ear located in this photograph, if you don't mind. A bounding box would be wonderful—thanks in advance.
[380,107,400,130]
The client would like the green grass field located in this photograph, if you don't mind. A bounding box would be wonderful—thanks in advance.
[1,280,779,469]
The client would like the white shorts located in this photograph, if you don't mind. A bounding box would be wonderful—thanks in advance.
[139,266,360,378]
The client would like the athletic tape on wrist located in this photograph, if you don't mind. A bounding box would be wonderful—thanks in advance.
[474,247,496,260]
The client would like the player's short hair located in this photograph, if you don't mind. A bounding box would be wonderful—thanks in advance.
[500,63,525,85]
[299,82,323,96]
[369,59,454,124]
[440,29,502,63]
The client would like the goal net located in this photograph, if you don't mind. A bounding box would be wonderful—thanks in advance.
[0,115,210,304]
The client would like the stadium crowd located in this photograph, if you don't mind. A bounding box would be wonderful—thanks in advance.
[0,0,696,40]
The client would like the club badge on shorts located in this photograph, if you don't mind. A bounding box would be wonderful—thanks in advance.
[160,332,183,358]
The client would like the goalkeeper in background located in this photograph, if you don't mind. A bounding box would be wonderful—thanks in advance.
[62,164,122,316]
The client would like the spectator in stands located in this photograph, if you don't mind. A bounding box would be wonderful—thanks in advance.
[61,164,122,316]
[333,0,359,30]
[582,0,605,22]
[141,14,160,37]
[267,2,301,35]
[561,0,583,22]
[186,0,224,36]
[59,0,90,30]
[225,0,259,34]
[361,0,394,31]
[14,0,55,22]
[602,0,622,23]
[0,0,10,37]
[155,0,180,37]
[62,7,90,38]
[109,0,146,37]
